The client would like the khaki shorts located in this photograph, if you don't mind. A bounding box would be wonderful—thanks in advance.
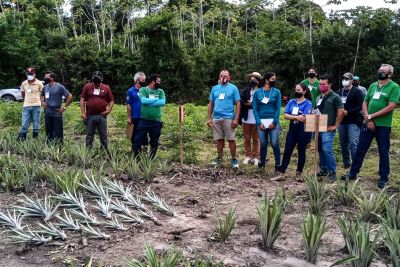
[212,119,236,141]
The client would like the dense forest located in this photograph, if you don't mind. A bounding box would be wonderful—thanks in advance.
[1,0,400,103]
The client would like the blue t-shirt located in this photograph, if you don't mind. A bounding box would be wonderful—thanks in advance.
[209,83,240,119]
[126,86,141,119]
[252,87,282,125]
[41,83,70,117]
[285,98,312,117]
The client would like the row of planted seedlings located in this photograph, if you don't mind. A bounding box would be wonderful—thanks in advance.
[205,175,400,266]
[0,131,170,182]
[0,171,176,247]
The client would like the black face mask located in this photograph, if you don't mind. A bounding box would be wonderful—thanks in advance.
[154,82,160,88]
[44,78,51,85]
[268,80,276,87]
[308,73,316,78]
[294,92,304,98]
[248,80,257,87]
[92,77,102,85]
[378,72,389,80]
[139,81,146,87]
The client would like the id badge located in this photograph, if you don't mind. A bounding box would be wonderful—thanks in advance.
[316,98,322,106]
[341,97,347,104]
[27,87,32,93]
[45,92,50,99]
[149,94,156,99]
[93,89,100,95]
[218,93,225,100]
[308,85,313,91]
[373,92,381,99]
[292,106,299,115]
[261,97,270,104]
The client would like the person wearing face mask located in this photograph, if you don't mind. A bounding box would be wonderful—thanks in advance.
[352,76,367,96]
[207,69,241,169]
[126,72,149,152]
[40,71,73,144]
[314,74,344,181]
[80,71,114,149]
[342,64,400,189]
[133,74,166,159]
[301,67,320,107]
[239,72,261,166]
[272,83,312,182]
[252,72,282,173]
[18,67,44,141]
[336,72,364,169]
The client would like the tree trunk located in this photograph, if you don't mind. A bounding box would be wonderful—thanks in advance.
[309,4,315,65]
[353,26,362,74]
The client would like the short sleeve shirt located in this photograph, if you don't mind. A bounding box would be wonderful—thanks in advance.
[81,83,114,115]
[41,83,70,117]
[285,98,312,116]
[365,80,400,127]
[301,78,320,108]
[209,83,240,119]
[20,79,43,107]
[126,86,141,119]
[315,91,343,126]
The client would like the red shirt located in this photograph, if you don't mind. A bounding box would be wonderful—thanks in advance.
[81,83,114,115]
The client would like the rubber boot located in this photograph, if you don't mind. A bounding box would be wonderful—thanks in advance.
[18,133,27,141]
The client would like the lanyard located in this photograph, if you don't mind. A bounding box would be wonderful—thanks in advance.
[262,88,273,99]
[341,88,351,97]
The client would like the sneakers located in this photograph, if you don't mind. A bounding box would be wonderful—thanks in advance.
[295,171,303,182]
[326,172,337,182]
[231,159,239,169]
[243,157,252,165]
[253,158,260,166]
[211,158,223,165]
[271,172,285,181]
[340,173,356,181]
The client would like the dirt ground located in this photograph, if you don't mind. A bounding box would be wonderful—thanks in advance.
[0,164,390,267]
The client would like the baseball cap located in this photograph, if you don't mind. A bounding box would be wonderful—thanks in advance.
[342,72,353,80]
[353,76,360,81]
[92,71,103,79]
[26,67,36,74]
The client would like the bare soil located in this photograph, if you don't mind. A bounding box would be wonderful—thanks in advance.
[0,164,389,267]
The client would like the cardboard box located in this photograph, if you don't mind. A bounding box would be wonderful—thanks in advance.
[305,114,328,132]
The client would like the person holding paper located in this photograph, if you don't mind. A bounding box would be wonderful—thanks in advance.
[342,64,400,189]
[133,74,166,159]
[41,71,72,144]
[207,69,241,169]
[80,71,114,149]
[239,72,261,166]
[126,72,149,152]
[18,67,44,141]
[336,72,364,169]
[252,72,282,172]
[315,74,344,181]
[273,83,312,181]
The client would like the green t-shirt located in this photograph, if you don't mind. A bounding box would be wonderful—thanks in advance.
[315,91,343,126]
[301,78,320,108]
[139,87,166,121]
[365,80,400,127]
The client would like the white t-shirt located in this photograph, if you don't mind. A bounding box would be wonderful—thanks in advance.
[242,89,256,124]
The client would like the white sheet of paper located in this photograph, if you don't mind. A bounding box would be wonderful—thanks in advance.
[373,92,381,99]
[93,89,100,95]
[292,106,299,115]
[261,119,273,128]
[45,92,49,99]
[316,98,322,106]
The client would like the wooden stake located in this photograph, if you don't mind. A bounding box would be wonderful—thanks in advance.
[314,114,320,179]
[179,105,185,165]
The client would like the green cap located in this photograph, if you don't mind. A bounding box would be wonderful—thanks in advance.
[353,76,360,81]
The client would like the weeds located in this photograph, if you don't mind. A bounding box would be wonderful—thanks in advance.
[256,192,285,250]
[301,212,327,264]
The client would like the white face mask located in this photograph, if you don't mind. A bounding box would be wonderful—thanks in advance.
[27,75,35,81]
[342,80,350,87]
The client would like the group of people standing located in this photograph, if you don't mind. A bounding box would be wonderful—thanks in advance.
[16,68,166,159]
[208,64,399,188]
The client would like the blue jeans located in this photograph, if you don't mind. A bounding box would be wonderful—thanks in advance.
[338,124,360,166]
[133,119,163,159]
[318,131,336,173]
[45,115,63,142]
[349,125,391,185]
[20,106,41,135]
[257,124,281,167]
[279,122,311,173]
